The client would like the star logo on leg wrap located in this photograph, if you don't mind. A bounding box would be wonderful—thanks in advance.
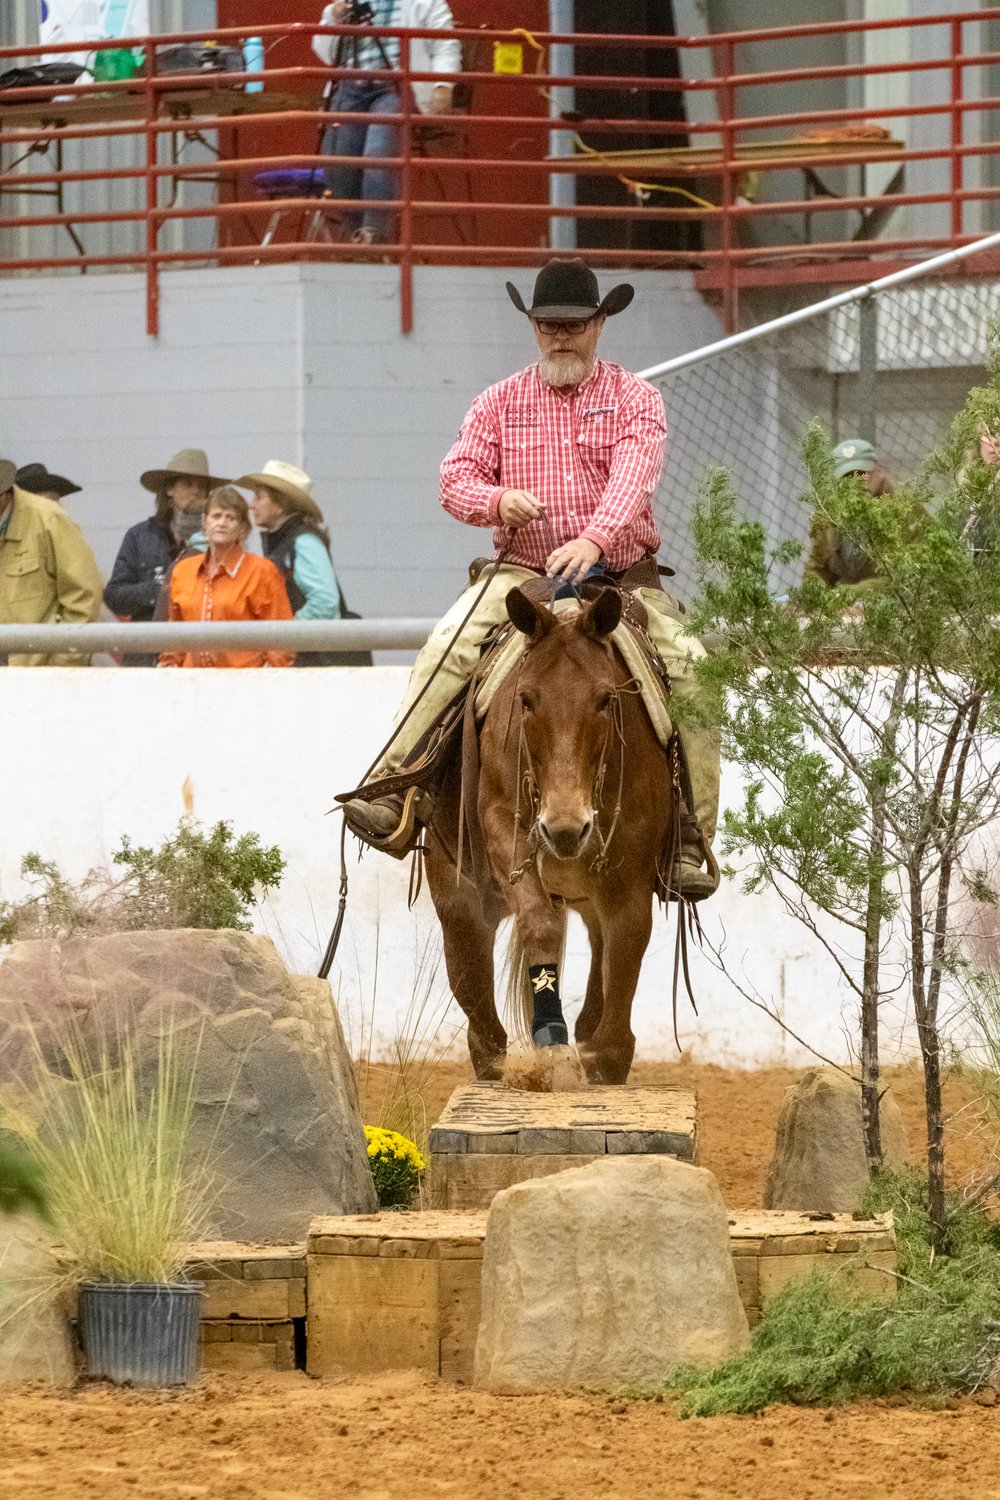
[530,967,557,995]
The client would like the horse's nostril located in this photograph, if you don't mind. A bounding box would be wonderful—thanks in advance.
[540,816,594,859]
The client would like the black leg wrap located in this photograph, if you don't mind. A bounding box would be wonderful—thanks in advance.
[528,963,568,1047]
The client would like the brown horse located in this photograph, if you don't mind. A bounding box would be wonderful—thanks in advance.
[424,585,677,1085]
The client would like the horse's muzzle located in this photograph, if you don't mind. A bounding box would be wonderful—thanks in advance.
[538,814,595,861]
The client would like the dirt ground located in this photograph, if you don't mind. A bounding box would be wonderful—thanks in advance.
[8,1059,1000,1500]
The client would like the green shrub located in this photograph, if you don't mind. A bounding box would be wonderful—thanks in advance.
[0,818,285,941]
[364,1126,426,1209]
[669,1170,1000,1415]
[111,819,285,932]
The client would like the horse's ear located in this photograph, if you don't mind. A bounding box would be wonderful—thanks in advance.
[580,586,622,641]
[506,586,556,640]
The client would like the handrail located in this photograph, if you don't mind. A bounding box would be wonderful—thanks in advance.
[2,14,1000,334]
[638,225,1000,380]
[0,620,438,655]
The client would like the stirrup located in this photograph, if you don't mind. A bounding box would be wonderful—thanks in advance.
[347,784,428,861]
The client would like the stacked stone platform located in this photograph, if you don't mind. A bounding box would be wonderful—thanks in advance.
[429,1083,698,1209]
[305,1207,896,1378]
[184,1242,307,1372]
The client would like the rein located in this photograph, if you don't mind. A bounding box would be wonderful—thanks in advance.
[318,545,514,980]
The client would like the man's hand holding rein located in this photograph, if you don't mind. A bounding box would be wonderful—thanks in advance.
[498,489,545,528]
[546,536,602,586]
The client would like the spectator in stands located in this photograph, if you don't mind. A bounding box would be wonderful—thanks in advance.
[0,456,102,666]
[160,486,295,669]
[105,448,229,666]
[313,0,460,247]
[239,460,343,666]
[960,423,1000,560]
[804,438,902,592]
[15,462,82,504]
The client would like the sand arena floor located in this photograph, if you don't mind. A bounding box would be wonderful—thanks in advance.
[6,1059,999,1500]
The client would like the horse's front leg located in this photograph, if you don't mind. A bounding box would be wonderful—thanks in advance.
[425,843,506,1080]
[580,886,654,1084]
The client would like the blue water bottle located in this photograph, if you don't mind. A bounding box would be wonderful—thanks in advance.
[243,36,264,93]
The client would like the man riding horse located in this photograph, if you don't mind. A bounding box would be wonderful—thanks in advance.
[342,257,720,903]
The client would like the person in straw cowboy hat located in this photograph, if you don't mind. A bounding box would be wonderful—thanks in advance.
[341,256,721,901]
[104,447,230,666]
[237,460,348,668]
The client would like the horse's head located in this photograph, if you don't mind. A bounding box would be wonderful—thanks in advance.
[506,584,623,861]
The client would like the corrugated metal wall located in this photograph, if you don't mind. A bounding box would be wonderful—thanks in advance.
[1,1,217,270]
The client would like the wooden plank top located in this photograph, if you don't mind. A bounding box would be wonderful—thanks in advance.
[433,1082,697,1135]
[550,136,906,177]
[0,88,305,133]
[308,1208,895,1255]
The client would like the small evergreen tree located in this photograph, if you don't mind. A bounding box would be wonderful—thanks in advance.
[687,342,1000,1253]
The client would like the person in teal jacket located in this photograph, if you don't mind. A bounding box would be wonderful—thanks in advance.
[240,461,346,667]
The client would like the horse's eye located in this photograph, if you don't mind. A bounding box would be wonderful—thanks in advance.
[595,691,612,712]
[521,693,536,714]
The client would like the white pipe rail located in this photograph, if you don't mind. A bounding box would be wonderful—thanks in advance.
[0,619,438,655]
[639,227,1000,381]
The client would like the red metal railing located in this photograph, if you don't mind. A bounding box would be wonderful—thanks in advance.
[2,10,999,335]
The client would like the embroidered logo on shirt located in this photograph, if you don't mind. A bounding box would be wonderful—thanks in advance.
[582,405,617,419]
[504,408,539,428]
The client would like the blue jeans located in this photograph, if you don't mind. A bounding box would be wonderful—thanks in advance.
[322,79,400,241]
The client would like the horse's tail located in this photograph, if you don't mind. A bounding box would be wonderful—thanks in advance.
[501,909,569,1045]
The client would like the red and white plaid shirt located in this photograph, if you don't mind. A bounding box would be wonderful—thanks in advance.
[439,360,667,573]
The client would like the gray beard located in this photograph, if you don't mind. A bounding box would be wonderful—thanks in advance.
[538,351,590,389]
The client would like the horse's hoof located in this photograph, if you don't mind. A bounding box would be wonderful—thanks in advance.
[531,1021,569,1047]
[501,1043,585,1092]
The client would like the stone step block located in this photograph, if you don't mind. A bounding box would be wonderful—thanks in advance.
[305,1206,896,1377]
[429,1083,698,1210]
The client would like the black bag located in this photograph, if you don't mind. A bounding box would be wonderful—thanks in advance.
[0,63,84,93]
[332,585,373,669]
[155,44,245,78]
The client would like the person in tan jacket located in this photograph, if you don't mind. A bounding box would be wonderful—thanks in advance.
[0,457,103,666]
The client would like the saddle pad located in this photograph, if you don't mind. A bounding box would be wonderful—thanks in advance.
[473,598,673,748]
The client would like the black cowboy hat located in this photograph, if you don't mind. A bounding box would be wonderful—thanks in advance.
[15,461,81,498]
[506,258,634,321]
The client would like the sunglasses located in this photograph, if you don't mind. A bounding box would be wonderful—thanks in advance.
[533,317,594,336]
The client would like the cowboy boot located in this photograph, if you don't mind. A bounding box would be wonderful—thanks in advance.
[343,783,439,858]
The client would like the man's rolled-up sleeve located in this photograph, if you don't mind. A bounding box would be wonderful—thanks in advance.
[439,392,506,528]
[579,389,667,556]
[425,0,462,74]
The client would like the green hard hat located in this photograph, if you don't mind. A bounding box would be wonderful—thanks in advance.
[832,438,877,480]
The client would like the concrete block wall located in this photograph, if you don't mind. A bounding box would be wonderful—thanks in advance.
[0,263,723,619]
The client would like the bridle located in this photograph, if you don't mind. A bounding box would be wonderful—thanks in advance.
[506,640,642,885]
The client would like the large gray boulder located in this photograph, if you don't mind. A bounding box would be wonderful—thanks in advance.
[0,930,376,1241]
[474,1156,749,1393]
[763,1067,908,1214]
[0,1214,75,1385]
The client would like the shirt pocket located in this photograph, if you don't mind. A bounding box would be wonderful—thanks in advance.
[576,416,617,464]
[500,434,546,491]
[2,555,50,620]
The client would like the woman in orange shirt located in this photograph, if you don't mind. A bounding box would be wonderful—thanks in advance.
[160,487,295,668]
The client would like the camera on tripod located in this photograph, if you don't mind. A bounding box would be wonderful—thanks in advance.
[345,1,375,21]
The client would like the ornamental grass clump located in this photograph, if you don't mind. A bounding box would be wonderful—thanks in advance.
[1,1019,214,1287]
[364,1125,426,1209]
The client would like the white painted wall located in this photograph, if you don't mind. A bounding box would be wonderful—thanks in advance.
[0,263,723,622]
[0,666,926,1071]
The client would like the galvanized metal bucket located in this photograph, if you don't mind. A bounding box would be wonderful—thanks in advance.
[78,1281,203,1387]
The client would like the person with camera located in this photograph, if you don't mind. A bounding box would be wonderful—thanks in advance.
[312,0,460,248]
